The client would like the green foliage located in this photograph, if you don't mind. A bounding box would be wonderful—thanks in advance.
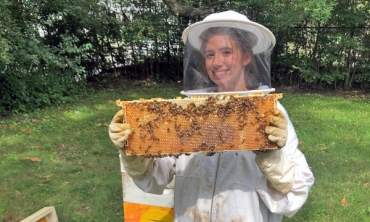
[119,0,184,80]
[0,0,141,115]
[211,0,370,89]
[303,0,337,23]
[0,33,87,114]
[0,0,92,115]
[1,0,370,115]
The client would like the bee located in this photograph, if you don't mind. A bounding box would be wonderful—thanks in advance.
[160,112,167,119]
[195,109,202,115]
[255,115,261,121]
[218,132,225,142]
[140,134,147,141]
[139,103,144,110]
[154,137,160,143]
[146,121,153,133]
[173,154,181,158]
[174,123,181,131]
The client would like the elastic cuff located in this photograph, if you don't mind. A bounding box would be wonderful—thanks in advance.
[119,149,138,162]
[119,150,154,179]
[254,149,279,160]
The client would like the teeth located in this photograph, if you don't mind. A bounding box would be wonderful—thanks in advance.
[214,71,226,75]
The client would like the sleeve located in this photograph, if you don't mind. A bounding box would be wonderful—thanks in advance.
[119,150,176,195]
[256,102,315,218]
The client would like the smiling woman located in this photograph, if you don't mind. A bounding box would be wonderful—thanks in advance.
[200,28,254,91]
[182,11,275,93]
[109,10,314,222]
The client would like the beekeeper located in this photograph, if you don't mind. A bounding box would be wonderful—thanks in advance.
[109,10,314,222]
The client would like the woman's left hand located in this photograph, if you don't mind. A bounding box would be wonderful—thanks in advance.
[265,109,288,148]
[254,109,294,194]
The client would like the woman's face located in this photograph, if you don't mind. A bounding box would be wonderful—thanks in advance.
[204,34,251,92]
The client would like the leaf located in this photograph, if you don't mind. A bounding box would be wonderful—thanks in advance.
[24,157,41,162]
[41,174,54,179]
[341,197,348,206]
[21,128,34,133]
[16,190,25,196]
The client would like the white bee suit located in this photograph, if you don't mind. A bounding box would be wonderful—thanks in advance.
[119,102,314,222]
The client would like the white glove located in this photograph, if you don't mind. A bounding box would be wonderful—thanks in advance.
[109,109,132,150]
[109,109,153,179]
[265,109,288,148]
[254,109,294,193]
[255,149,295,194]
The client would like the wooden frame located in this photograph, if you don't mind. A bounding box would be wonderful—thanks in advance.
[119,94,282,156]
[21,206,58,222]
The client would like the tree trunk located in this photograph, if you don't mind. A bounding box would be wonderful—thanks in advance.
[162,0,229,19]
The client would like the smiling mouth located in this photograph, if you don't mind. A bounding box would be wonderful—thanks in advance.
[212,70,229,78]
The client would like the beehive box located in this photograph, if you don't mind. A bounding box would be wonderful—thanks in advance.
[117,93,282,157]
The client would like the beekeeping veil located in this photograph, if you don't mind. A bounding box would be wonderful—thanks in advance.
[181,10,276,95]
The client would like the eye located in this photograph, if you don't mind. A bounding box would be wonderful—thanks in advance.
[222,50,231,56]
[205,52,214,59]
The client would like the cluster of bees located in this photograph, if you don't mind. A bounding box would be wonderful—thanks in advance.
[125,95,276,157]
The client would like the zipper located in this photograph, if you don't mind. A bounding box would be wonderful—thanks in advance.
[209,152,221,222]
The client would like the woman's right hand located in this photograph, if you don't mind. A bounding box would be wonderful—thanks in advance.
[110,110,153,178]
[108,109,132,150]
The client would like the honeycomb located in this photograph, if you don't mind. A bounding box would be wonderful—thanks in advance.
[117,93,283,157]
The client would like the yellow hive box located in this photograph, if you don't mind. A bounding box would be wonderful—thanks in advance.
[117,93,283,157]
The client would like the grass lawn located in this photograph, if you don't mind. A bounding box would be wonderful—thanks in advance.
[1,80,369,221]
[281,90,370,221]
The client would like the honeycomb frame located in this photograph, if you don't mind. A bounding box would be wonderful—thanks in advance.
[117,93,283,157]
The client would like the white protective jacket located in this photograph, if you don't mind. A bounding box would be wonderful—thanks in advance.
[120,102,314,222]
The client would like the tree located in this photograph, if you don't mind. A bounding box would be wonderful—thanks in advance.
[1,0,369,115]
[0,0,124,115]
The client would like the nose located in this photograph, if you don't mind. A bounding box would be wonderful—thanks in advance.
[213,53,223,67]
